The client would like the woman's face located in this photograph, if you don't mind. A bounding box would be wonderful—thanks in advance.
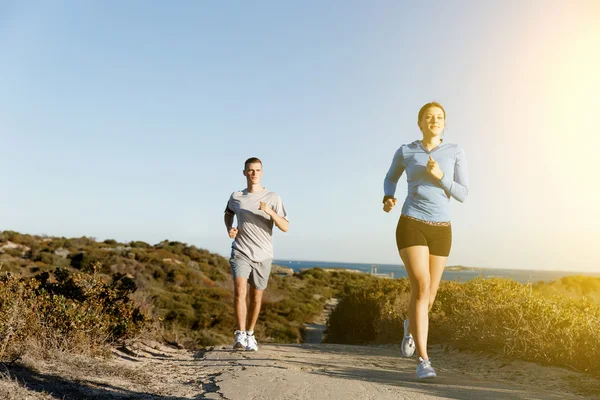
[419,106,445,136]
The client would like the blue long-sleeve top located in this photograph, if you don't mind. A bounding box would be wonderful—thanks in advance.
[384,140,469,222]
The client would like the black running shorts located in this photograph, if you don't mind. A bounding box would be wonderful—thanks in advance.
[396,215,452,257]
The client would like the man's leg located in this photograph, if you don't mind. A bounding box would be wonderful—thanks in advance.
[247,258,271,330]
[234,277,249,331]
[230,250,252,350]
[246,285,264,332]
[244,259,271,351]
[244,285,264,351]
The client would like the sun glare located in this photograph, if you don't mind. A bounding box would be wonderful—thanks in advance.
[541,23,600,195]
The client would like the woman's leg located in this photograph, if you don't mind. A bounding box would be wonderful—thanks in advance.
[427,224,451,310]
[400,245,431,361]
[428,255,447,311]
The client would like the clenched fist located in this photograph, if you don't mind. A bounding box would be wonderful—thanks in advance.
[426,155,444,180]
[383,197,398,213]
[228,227,238,239]
[259,201,274,217]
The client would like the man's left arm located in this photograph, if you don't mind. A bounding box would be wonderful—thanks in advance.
[259,200,289,232]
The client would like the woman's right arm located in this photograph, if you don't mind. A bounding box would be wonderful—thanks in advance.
[383,148,405,210]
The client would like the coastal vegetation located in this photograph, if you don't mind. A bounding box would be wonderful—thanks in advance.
[1,230,599,379]
[0,231,372,359]
[326,276,600,376]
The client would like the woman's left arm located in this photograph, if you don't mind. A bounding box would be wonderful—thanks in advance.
[439,149,469,203]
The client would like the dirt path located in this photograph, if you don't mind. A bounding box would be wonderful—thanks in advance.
[203,344,598,400]
[3,341,599,399]
[302,297,338,344]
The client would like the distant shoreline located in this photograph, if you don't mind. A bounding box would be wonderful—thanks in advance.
[445,265,487,271]
[273,260,600,283]
[275,260,488,271]
[274,260,600,275]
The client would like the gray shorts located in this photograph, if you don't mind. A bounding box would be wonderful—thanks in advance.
[229,249,272,290]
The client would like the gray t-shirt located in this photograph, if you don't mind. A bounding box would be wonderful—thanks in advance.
[225,188,288,262]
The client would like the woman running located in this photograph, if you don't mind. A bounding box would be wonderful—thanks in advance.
[383,102,469,379]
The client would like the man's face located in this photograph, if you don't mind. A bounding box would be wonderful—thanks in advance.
[243,162,263,184]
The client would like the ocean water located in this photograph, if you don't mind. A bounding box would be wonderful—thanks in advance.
[273,260,600,284]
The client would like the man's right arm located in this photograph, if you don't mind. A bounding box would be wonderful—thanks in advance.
[224,208,238,239]
[224,211,234,231]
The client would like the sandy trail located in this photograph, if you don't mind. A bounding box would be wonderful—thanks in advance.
[2,341,598,399]
[204,343,597,400]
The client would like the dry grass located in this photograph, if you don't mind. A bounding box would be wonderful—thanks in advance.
[0,369,52,399]
[0,263,146,363]
[533,275,600,304]
[0,339,207,399]
[433,278,600,374]
[327,276,600,376]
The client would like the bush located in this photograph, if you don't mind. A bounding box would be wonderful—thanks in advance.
[533,276,600,304]
[326,276,600,375]
[325,278,409,344]
[130,241,150,249]
[432,278,600,375]
[2,231,385,349]
[0,263,146,360]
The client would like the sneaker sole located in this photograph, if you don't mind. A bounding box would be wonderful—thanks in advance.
[233,342,246,350]
[401,346,415,358]
[417,373,437,379]
[401,337,415,357]
[402,320,415,357]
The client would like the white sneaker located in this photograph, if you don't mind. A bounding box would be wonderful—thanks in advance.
[233,330,247,350]
[416,357,437,379]
[245,333,258,352]
[401,319,415,357]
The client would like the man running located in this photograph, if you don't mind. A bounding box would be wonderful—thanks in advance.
[224,157,289,351]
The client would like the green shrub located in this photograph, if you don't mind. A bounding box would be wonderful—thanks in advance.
[432,278,600,374]
[326,276,600,375]
[533,276,600,304]
[325,278,409,344]
[1,231,388,349]
[0,263,146,360]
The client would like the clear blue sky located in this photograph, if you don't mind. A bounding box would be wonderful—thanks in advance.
[1,1,599,271]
